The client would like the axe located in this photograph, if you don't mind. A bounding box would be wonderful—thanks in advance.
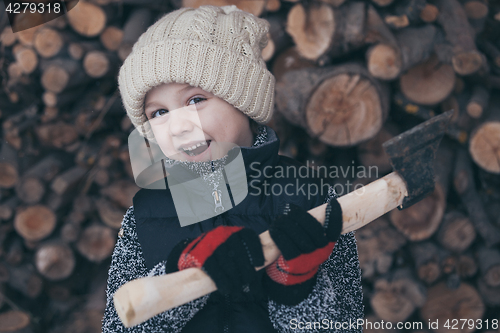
[113,110,453,327]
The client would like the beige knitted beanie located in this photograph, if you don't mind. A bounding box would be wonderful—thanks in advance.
[118,5,275,138]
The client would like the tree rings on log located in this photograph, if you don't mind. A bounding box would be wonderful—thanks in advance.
[14,205,56,242]
[420,282,485,333]
[66,1,107,37]
[35,242,75,280]
[469,122,500,174]
[76,225,116,262]
[389,184,446,241]
[400,54,456,106]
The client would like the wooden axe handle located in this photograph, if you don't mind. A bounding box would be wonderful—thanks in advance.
[114,172,407,327]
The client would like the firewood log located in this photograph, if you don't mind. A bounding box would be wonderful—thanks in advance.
[453,148,500,246]
[286,2,366,64]
[400,53,456,106]
[35,241,76,280]
[0,311,31,332]
[275,64,389,146]
[42,85,87,109]
[468,96,500,174]
[14,205,56,242]
[466,85,490,118]
[371,268,426,323]
[83,50,118,78]
[181,0,266,16]
[435,0,484,75]
[100,180,139,209]
[437,211,476,252]
[95,197,124,229]
[100,26,123,51]
[389,139,454,241]
[40,58,90,94]
[0,142,19,189]
[383,0,426,29]
[419,3,439,22]
[371,0,394,7]
[66,1,113,37]
[33,28,66,59]
[50,165,87,196]
[118,8,153,61]
[476,246,500,288]
[0,197,19,221]
[357,123,398,175]
[411,241,447,284]
[477,276,500,306]
[355,216,406,279]
[455,252,478,278]
[35,121,80,149]
[67,40,102,61]
[420,282,485,333]
[272,47,315,82]
[12,44,38,74]
[1,26,17,47]
[76,224,116,262]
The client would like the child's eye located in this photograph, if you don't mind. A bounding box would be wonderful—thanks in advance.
[151,109,168,118]
[189,97,206,105]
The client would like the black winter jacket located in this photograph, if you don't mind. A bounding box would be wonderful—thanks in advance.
[102,126,364,333]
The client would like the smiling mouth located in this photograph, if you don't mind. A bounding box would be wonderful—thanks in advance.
[181,140,211,156]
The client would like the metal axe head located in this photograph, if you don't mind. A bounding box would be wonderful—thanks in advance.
[382,110,453,209]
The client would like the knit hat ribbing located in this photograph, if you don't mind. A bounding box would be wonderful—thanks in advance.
[118,5,275,138]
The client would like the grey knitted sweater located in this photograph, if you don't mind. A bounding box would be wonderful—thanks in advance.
[102,129,364,333]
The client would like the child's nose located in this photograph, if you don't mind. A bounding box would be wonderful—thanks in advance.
[168,107,197,137]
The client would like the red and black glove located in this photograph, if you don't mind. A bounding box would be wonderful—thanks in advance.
[263,200,343,305]
[165,226,265,296]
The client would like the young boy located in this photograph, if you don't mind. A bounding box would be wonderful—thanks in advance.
[102,5,364,333]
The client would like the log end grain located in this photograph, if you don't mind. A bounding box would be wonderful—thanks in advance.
[0,162,19,188]
[35,242,75,280]
[66,1,106,37]
[452,50,484,76]
[419,4,439,23]
[400,56,456,106]
[469,122,500,174]
[464,1,488,20]
[0,311,30,332]
[286,3,335,61]
[76,225,116,262]
[100,26,123,51]
[14,205,56,242]
[34,28,63,58]
[367,44,402,80]
[83,51,110,78]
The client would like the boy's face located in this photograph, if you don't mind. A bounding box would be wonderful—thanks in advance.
[143,82,254,162]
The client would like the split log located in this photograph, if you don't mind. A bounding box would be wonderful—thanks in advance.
[476,247,500,288]
[40,58,90,94]
[435,0,484,75]
[399,53,456,106]
[453,148,500,246]
[118,8,153,61]
[389,139,454,241]
[466,85,489,118]
[100,26,123,51]
[420,282,485,333]
[14,205,56,242]
[437,211,476,252]
[35,242,76,281]
[468,98,500,174]
[371,268,426,323]
[275,64,389,146]
[286,2,366,64]
[76,224,116,262]
[355,216,406,279]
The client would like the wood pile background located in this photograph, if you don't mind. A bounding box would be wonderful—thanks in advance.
[0,0,499,331]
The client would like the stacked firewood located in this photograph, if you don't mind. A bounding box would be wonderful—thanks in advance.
[0,0,499,331]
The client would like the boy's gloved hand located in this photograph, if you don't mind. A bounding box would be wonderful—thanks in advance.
[263,200,343,305]
[165,226,265,295]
